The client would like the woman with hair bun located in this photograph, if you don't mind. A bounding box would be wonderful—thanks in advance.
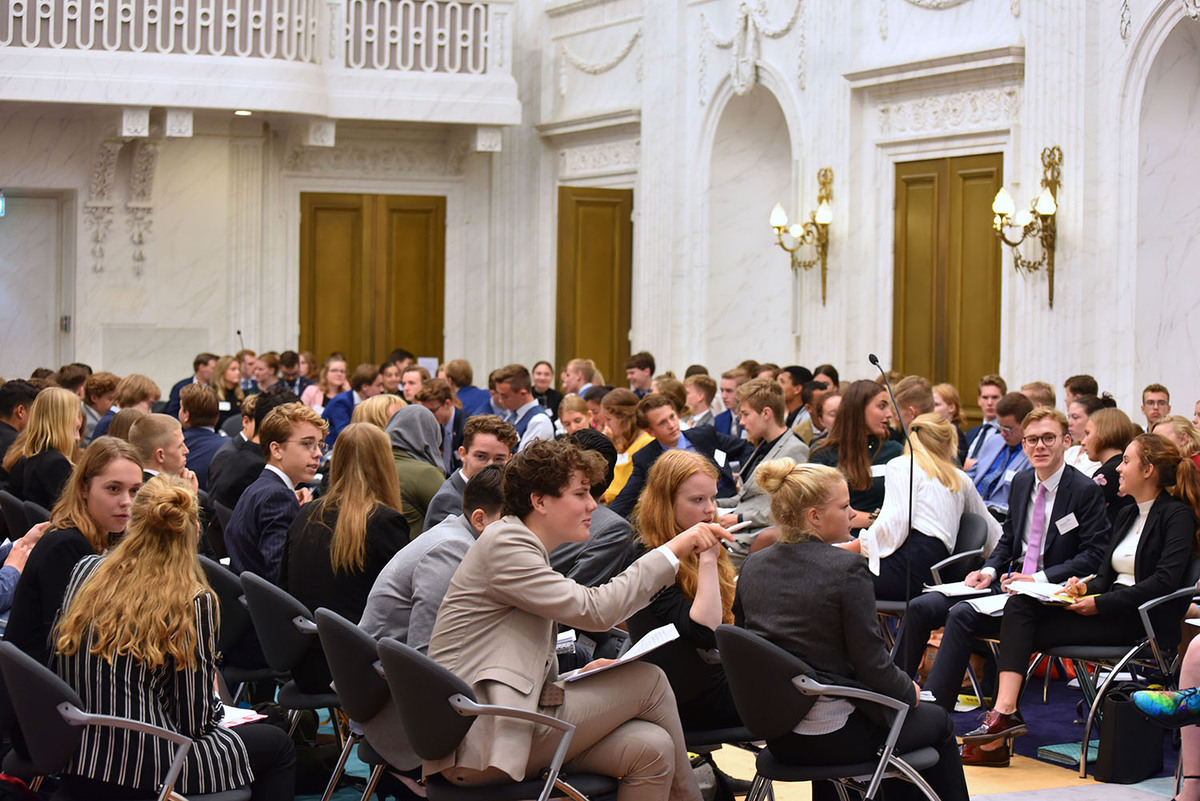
[840,413,1002,601]
[627,449,740,730]
[734,457,969,801]
[963,433,1200,762]
[54,475,295,800]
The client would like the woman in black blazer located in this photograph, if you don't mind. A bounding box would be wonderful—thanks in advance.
[281,423,407,690]
[1082,407,1139,525]
[734,458,969,801]
[3,387,80,509]
[964,433,1200,758]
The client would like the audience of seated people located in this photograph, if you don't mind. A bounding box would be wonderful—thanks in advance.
[8,349,1200,797]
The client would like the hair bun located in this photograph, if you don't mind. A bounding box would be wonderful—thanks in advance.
[756,458,798,495]
[137,476,198,532]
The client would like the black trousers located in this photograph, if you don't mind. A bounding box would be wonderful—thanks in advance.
[873,531,950,602]
[61,722,295,801]
[678,676,742,732]
[768,704,968,801]
[996,593,1143,675]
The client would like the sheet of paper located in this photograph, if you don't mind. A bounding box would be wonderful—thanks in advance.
[965,594,1009,616]
[1008,581,1075,604]
[561,623,679,682]
[923,581,990,597]
[220,705,267,728]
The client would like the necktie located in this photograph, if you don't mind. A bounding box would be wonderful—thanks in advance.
[968,422,994,460]
[1022,484,1048,574]
[980,445,1014,498]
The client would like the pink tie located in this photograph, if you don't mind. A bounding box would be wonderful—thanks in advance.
[1022,484,1047,574]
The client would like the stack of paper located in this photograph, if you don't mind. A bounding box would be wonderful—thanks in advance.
[561,623,679,682]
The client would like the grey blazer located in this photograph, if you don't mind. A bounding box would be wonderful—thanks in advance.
[548,505,635,588]
[426,516,676,781]
[423,469,468,532]
[720,428,810,530]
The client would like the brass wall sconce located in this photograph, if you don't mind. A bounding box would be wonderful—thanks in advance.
[770,167,833,305]
[992,145,1061,307]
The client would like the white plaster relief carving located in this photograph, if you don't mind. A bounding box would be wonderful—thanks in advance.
[558,139,640,179]
[557,28,642,96]
[1120,0,1131,41]
[901,0,970,8]
[122,108,150,138]
[473,126,502,152]
[879,0,888,40]
[165,109,194,137]
[877,87,1021,135]
[85,139,125,273]
[1185,0,1200,21]
[699,0,803,104]
[284,140,460,176]
[83,206,114,275]
[1011,0,1020,16]
[126,139,158,275]
[304,119,337,147]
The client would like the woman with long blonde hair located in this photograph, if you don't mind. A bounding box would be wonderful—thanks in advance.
[841,413,1002,600]
[627,449,741,730]
[53,475,294,800]
[300,355,350,410]
[209,354,245,429]
[350,393,405,428]
[3,386,82,509]
[734,457,970,801]
[6,437,143,664]
[282,422,407,624]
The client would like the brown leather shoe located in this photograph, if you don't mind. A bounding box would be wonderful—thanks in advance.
[960,708,1027,743]
[960,742,1011,767]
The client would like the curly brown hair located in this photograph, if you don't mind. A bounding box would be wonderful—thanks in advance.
[501,439,607,519]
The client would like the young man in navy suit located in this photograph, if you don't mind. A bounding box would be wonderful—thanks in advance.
[163,352,218,418]
[608,394,752,518]
[713,368,749,438]
[178,384,226,492]
[225,402,327,583]
[894,406,1110,723]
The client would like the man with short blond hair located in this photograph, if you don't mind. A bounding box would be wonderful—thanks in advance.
[683,374,717,427]
[963,374,1008,469]
[1020,381,1056,409]
[443,358,491,416]
[714,368,750,438]
[562,358,597,397]
[92,374,162,439]
[129,413,196,491]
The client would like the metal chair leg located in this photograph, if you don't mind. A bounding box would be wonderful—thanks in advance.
[359,764,385,801]
[320,731,360,801]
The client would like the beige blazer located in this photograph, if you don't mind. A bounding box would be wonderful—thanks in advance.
[426,515,676,781]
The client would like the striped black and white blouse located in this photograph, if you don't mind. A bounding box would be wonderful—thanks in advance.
[55,555,255,795]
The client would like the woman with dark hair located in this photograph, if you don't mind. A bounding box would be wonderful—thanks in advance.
[425,439,729,799]
[1065,394,1110,475]
[809,379,902,529]
[531,360,564,424]
[1082,407,1139,524]
[54,475,294,799]
[735,457,968,801]
[628,449,740,730]
[4,387,82,509]
[6,437,143,664]
[601,388,654,505]
[962,433,1200,764]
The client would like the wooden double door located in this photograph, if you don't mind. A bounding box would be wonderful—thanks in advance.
[299,193,445,370]
[893,154,1003,427]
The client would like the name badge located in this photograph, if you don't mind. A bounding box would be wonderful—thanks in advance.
[714,449,727,467]
[1056,513,1079,534]
[218,401,231,411]
[1004,469,1018,482]
[871,464,887,478]
[616,453,630,466]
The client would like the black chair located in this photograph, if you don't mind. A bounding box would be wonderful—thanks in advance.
[715,625,939,801]
[240,571,341,738]
[21,500,50,526]
[0,641,250,801]
[214,499,235,533]
[878,511,991,651]
[197,556,287,702]
[314,608,398,801]
[376,636,619,801]
[0,490,29,541]
[0,646,40,791]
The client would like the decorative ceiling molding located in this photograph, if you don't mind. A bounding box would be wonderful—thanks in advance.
[901,0,970,9]
[559,138,640,180]
[283,139,462,177]
[877,86,1021,136]
[699,0,803,104]
[557,27,642,96]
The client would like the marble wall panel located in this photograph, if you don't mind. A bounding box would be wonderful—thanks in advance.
[855,0,1022,67]
[0,195,63,377]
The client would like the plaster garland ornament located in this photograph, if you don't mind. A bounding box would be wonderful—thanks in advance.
[284,139,463,176]
[1011,0,1020,16]
[1120,0,1131,41]
[557,28,642,96]
[558,139,640,179]
[879,0,888,40]
[699,0,803,104]
[84,139,125,274]
[877,87,1021,136]
[125,139,159,275]
[901,0,970,8]
[1185,0,1200,21]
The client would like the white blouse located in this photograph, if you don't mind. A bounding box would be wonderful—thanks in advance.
[859,457,1004,577]
[1111,499,1154,587]
[1065,444,1102,477]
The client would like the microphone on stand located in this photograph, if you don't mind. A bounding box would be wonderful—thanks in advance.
[869,354,917,612]
[236,329,246,354]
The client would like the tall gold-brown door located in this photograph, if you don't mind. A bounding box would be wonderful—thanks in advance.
[299,193,445,370]
[556,187,633,386]
[893,154,1002,427]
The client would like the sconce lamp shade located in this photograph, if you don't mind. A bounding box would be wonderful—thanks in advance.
[815,200,833,225]
[788,223,804,239]
[1014,209,1033,228]
[769,203,788,228]
[1035,186,1057,216]
[991,187,1016,217]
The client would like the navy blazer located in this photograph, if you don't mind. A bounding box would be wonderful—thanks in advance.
[163,376,194,418]
[224,468,299,583]
[183,427,226,492]
[713,409,742,438]
[457,386,493,417]
[1091,493,1195,620]
[608,425,752,518]
[447,407,466,474]
[207,436,266,510]
[984,464,1111,583]
[322,390,356,446]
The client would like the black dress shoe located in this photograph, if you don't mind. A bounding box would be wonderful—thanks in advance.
[961,708,1027,743]
[960,742,1011,767]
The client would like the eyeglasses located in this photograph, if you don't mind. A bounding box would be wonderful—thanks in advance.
[1022,433,1060,447]
[1143,400,1170,407]
[999,424,1019,435]
[287,438,328,455]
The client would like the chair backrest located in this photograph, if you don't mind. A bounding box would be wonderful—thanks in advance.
[714,624,818,741]
[315,609,392,723]
[240,571,316,672]
[0,491,29,540]
[0,642,85,776]
[942,512,989,582]
[213,501,235,532]
[376,637,476,761]
[198,556,252,654]
[22,501,50,526]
